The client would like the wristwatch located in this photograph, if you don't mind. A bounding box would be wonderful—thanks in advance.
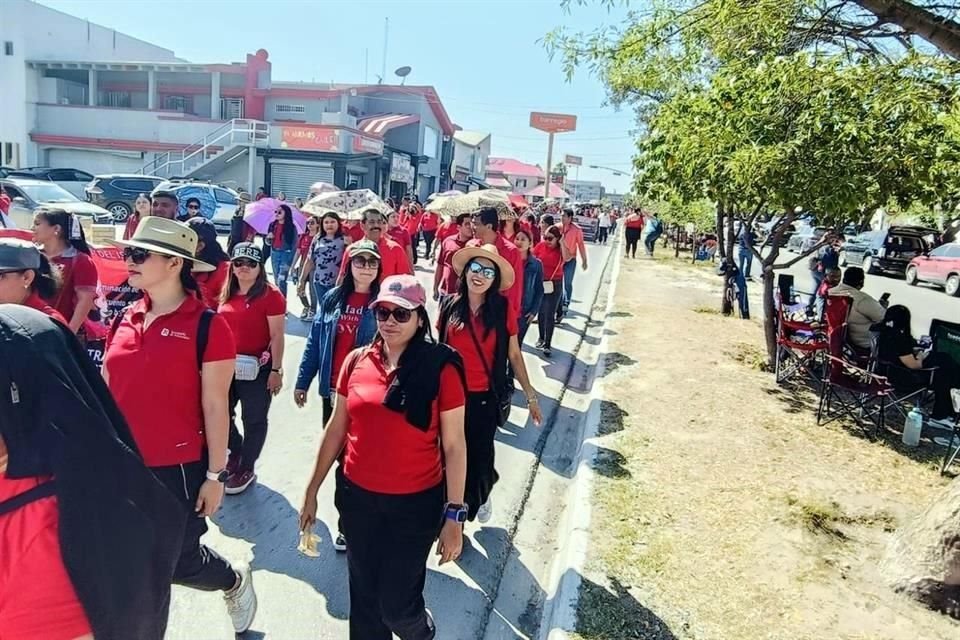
[444,503,468,523]
[271,367,283,375]
[206,469,229,483]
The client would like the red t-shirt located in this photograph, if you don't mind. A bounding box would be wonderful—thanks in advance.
[436,221,459,244]
[402,210,424,236]
[329,291,372,388]
[297,232,314,258]
[534,241,564,281]
[420,212,440,233]
[336,348,465,494]
[467,235,523,325]
[196,260,229,309]
[105,295,236,467]
[625,215,644,229]
[337,235,412,282]
[444,310,518,392]
[387,226,412,248]
[345,223,365,243]
[437,235,468,295]
[22,292,68,324]
[218,284,286,356]
[50,249,98,323]
[271,221,287,250]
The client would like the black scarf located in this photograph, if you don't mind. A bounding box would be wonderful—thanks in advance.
[382,340,466,430]
[0,305,185,640]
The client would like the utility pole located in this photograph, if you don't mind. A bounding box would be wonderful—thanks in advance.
[544,133,554,201]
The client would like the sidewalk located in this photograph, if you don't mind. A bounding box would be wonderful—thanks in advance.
[566,255,956,640]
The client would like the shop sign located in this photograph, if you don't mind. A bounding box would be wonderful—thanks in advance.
[280,126,340,152]
[565,154,583,166]
[353,135,385,155]
[390,153,414,184]
[530,112,578,134]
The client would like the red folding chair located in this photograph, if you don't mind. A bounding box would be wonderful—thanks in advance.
[775,301,828,385]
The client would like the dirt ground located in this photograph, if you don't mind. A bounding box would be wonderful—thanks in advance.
[575,253,959,640]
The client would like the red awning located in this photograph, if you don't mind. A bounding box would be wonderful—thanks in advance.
[522,183,571,199]
[357,113,420,137]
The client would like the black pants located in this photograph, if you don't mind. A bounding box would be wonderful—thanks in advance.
[597,226,609,244]
[410,232,420,264]
[625,228,641,257]
[336,471,441,640]
[321,394,345,534]
[152,459,237,592]
[421,230,436,259]
[890,353,960,419]
[537,287,562,348]
[228,365,273,473]
[464,391,500,520]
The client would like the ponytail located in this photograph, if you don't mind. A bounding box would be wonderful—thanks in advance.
[32,253,63,301]
[178,261,201,299]
[36,207,91,254]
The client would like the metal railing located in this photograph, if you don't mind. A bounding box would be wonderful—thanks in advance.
[138,119,270,178]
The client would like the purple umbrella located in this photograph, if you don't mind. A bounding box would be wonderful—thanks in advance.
[243,198,306,234]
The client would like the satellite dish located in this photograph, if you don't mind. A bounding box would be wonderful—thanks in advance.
[395,66,412,85]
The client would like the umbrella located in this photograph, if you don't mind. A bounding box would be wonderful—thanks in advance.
[309,182,338,196]
[427,190,462,202]
[301,189,389,221]
[172,185,217,221]
[243,197,307,234]
[425,189,514,219]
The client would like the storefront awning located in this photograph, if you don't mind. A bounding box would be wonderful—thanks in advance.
[468,176,491,189]
[485,176,512,189]
[357,113,420,137]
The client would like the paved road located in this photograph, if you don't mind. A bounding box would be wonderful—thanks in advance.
[165,238,614,639]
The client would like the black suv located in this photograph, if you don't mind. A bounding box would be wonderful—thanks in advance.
[85,174,165,222]
[841,225,939,277]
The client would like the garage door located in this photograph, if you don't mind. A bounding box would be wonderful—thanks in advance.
[269,161,335,201]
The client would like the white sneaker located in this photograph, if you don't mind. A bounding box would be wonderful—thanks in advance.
[223,564,257,633]
[477,497,493,524]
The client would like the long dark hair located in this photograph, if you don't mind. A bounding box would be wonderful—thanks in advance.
[320,211,343,238]
[220,259,268,304]
[278,204,297,246]
[31,253,62,301]
[178,261,202,300]
[879,304,913,340]
[36,207,91,254]
[323,257,381,314]
[448,259,507,339]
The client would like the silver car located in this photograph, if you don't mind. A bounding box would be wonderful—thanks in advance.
[1,178,113,229]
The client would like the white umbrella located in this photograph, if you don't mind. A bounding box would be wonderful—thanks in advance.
[301,189,389,221]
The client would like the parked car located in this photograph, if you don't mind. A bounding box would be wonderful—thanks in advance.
[786,226,830,253]
[85,174,165,222]
[0,177,113,228]
[153,181,239,233]
[840,225,938,277]
[6,167,95,200]
[906,243,960,296]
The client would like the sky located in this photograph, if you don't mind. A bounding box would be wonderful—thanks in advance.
[38,0,637,195]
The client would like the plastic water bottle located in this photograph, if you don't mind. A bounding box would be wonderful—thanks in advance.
[902,408,923,447]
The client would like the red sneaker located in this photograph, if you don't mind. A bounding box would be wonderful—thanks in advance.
[225,470,256,495]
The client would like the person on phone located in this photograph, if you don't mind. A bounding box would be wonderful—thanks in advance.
[513,229,543,344]
[218,243,286,495]
[102,217,257,634]
[827,266,886,351]
[438,245,543,523]
[299,275,467,640]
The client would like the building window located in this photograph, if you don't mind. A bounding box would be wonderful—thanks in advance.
[163,95,193,113]
[3,42,12,56]
[220,98,244,120]
[102,91,132,108]
[422,126,439,159]
[275,104,306,114]
[515,178,527,189]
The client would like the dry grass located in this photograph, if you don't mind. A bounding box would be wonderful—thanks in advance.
[577,254,958,640]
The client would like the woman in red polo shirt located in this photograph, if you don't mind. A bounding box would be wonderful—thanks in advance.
[102,217,257,635]
[218,242,286,495]
[299,275,467,640]
[533,226,570,357]
[188,217,230,309]
[33,208,98,334]
[419,208,440,262]
[0,238,67,324]
[439,245,543,523]
[401,203,424,264]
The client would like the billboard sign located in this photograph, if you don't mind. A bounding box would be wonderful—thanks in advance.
[529,112,578,134]
[280,126,340,152]
[564,154,583,166]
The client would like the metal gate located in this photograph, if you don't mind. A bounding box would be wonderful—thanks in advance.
[269,161,334,201]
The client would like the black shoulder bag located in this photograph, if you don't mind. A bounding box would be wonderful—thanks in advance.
[465,316,512,427]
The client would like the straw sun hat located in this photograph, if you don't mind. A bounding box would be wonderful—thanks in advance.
[108,216,215,272]
[452,243,515,291]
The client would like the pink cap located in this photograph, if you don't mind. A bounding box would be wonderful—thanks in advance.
[369,274,427,310]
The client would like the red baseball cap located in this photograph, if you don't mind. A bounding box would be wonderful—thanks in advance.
[369,274,426,310]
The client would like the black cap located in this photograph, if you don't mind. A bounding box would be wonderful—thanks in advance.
[186,217,218,246]
[0,239,42,273]
[231,242,264,263]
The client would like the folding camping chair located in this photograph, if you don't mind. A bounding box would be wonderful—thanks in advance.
[870,338,937,423]
[774,295,828,385]
[929,389,960,475]
[817,304,892,438]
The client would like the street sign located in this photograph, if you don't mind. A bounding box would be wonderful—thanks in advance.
[565,154,583,166]
[529,112,578,134]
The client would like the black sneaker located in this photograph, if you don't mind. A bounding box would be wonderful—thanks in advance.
[425,608,436,638]
[333,532,347,552]
[535,339,544,349]
[543,347,552,358]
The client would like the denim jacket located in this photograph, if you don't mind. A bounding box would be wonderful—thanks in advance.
[521,255,544,318]
[295,287,378,398]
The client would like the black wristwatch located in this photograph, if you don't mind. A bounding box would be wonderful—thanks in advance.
[444,503,468,523]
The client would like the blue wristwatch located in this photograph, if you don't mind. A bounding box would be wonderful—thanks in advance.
[444,503,468,523]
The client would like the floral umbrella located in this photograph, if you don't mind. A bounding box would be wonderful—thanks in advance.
[425,189,514,219]
[301,189,389,221]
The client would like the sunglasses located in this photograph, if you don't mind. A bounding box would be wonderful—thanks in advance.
[187,204,200,210]
[233,258,260,269]
[307,219,319,225]
[351,256,380,269]
[467,261,497,280]
[374,306,413,323]
[122,247,156,264]
[547,235,559,241]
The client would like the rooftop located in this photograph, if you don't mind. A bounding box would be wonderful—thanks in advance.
[487,157,544,179]
[453,130,491,147]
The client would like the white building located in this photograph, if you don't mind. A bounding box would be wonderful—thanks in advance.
[566,179,604,202]
[451,130,490,192]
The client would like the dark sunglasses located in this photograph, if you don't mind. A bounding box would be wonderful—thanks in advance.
[467,261,496,280]
[306,219,319,225]
[233,258,260,269]
[122,247,156,264]
[547,235,559,241]
[374,306,413,323]
[351,256,380,269]
[186,204,201,210]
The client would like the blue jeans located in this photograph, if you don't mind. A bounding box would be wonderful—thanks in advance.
[561,260,577,310]
[738,248,753,278]
[311,282,332,315]
[270,248,294,298]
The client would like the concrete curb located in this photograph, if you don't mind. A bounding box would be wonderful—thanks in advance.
[538,242,624,640]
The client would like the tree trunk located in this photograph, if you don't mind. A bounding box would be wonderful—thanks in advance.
[852,0,960,60]
[762,263,777,366]
[880,477,960,618]
[716,201,727,260]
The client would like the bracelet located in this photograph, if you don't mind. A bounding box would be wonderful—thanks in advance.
[527,395,539,404]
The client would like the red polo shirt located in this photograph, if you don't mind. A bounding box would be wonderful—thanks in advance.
[436,220,459,244]
[533,241,564,281]
[345,223,365,243]
[22,292,68,324]
[437,235,468,295]
[336,348,465,494]
[218,284,286,356]
[387,226,412,249]
[196,260,229,309]
[420,212,440,233]
[104,295,236,467]
[50,249,98,323]
[402,210,424,236]
[467,234,523,325]
[337,235,412,282]
[443,310,518,392]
